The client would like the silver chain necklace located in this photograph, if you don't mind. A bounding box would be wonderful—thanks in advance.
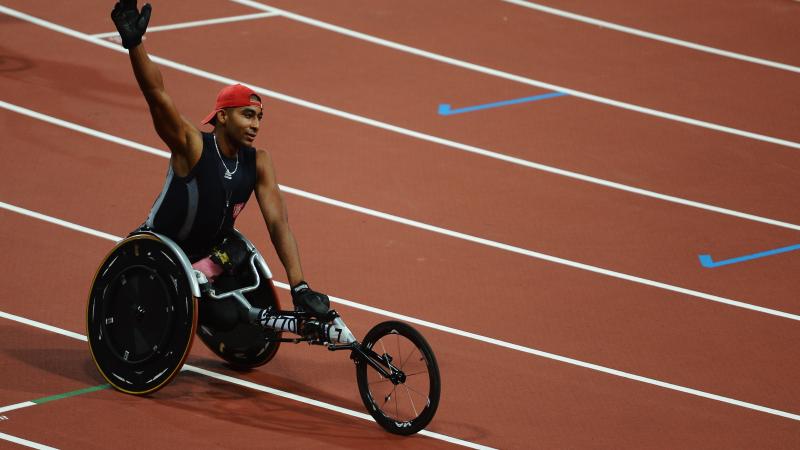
[213,133,238,180]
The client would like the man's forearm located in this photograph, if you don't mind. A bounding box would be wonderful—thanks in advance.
[269,222,305,286]
[129,45,164,100]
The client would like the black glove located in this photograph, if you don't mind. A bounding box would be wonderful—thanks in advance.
[111,0,152,49]
[291,281,331,318]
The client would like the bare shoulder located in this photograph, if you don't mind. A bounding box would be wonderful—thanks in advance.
[255,147,276,168]
[254,147,278,182]
[255,147,272,159]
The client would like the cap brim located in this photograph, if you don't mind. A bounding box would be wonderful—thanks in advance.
[201,109,219,125]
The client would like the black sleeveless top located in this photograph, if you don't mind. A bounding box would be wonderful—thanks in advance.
[141,132,257,260]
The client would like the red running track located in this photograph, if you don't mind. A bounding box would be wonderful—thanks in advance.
[1,1,799,449]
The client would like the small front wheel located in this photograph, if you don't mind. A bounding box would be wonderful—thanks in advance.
[355,321,440,435]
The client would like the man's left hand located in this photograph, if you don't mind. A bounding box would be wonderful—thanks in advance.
[111,0,152,49]
[291,281,331,318]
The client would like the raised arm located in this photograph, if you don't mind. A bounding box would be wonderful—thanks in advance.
[112,1,201,175]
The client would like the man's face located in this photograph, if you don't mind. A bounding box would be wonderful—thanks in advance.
[220,97,263,146]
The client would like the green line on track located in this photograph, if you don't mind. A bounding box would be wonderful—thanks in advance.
[31,384,111,405]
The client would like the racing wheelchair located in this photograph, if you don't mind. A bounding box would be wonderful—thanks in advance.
[86,230,440,435]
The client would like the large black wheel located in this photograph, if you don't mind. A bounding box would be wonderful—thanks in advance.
[196,272,281,369]
[355,321,440,435]
[87,234,197,395]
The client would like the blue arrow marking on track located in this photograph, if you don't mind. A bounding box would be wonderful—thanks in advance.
[438,91,567,115]
[699,244,800,268]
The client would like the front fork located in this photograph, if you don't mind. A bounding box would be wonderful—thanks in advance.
[348,344,407,385]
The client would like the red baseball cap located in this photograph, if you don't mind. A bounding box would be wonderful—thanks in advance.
[201,84,263,125]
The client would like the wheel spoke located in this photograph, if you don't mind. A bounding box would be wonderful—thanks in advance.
[402,383,429,400]
[402,370,428,378]
[394,384,399,419]
[379,338,388,359]
[382,384,397,408]
[402,384,419,417]
[395,333,404,372]
[399,347,421,371]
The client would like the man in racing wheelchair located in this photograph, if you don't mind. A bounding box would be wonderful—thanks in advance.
[90,3,441,434]
[111,0,329,320]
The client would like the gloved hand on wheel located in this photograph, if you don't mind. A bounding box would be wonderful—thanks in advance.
[291,281,331,318]
[111,0,152,49]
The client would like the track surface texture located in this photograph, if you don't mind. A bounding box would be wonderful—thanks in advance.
[1,1,799,449]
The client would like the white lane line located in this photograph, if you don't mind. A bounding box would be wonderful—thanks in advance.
[231,0,800,150]
[183,366,493,449]
[3,7,799,429]
[90,12,279,38]
[275,186,800,322]
[0,198,122,243]
[3,297,800,425]
[3,10,800,233]
[0,311,491,449]
[7,196,799,340]
[0,432,58,450]
[501,0,800,74]
[0,312,90,343]
[0,402,36,414]
[2,103,800,322]
[0,101,172,159]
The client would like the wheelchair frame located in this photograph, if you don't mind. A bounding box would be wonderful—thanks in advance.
[86,229,440,435]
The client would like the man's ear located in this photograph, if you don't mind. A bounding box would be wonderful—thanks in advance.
[216,109,227,125]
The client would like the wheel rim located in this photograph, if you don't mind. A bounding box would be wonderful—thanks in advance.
[87,234,197,395]
[365,330,433,424]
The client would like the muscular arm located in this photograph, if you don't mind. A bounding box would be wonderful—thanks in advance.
[254,149,305,286]
[129,45,202,176]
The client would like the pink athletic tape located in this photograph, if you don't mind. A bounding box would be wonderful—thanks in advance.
[192,257,223,280]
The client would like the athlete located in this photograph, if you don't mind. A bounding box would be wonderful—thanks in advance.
[111,0,330,319]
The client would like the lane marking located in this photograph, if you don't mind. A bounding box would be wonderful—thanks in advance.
[0,193,121,243]
[0,312,491,449]
[438,92,567,115]
[32,384,111,405]
[91,11,279,38]
[8,198,799,350]
[3,298,800,425]
[0,385,111,415]
[181,366,493,449]
[501,0,800,74]
[2,4,800,439]
[0,432,58,450]
[5,102,800,321]
[2,106,800,322]
[699,244,800,268]
[3,12,800,235]
[230,0,800,150]
[0,402,36,414]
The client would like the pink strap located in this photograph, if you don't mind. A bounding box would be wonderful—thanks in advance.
[192,257,224,280]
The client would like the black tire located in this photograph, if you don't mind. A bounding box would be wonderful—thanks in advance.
[355,321,440,435]
[87,234,197,395]
[196,273,281,369]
